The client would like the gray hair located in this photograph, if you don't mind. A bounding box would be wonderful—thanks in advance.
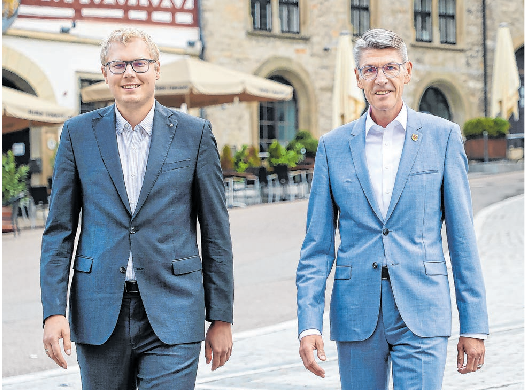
[100,28,160,66]
[353,29,408,67]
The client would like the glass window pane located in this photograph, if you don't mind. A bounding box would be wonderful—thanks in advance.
[419,87,452,120]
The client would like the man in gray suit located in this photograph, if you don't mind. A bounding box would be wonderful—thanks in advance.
[41,28,234,389]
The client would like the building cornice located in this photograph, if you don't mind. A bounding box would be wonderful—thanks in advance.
[4,28,201,56]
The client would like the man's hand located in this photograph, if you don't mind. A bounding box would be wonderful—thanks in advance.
[299,334,326,378]
[457,336,485,374]
[205,320,233,371]
[43,315,71,369]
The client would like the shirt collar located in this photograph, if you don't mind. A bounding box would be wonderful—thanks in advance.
[365,102,407,136]
[115,104,155,136]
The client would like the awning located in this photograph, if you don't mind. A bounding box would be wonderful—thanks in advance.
[2,87,76,133]
[81,57,293,109]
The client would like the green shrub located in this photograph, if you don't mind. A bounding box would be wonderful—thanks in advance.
[463,117,510,140]
[286,130,318,158]
[233,145,262,172]
[268,140,303,168]
[220,145,234,171]
[2,151,29,206]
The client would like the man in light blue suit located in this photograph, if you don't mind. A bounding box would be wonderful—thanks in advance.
[41,28,233,389]
[296,29,489,389]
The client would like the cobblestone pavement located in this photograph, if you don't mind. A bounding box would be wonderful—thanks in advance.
[3,193,523,390]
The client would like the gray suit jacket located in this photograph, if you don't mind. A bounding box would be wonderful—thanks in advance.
[41,102,233,345]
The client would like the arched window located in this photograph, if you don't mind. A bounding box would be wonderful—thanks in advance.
[419,87,452,121]
[259,76,297,151]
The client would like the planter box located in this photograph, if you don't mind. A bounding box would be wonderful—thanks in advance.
[464,138,507,160]
[2,205,14,233]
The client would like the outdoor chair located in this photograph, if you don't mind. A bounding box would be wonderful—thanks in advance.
[28,186,49,227]
[246,166,279,203]
[273,164,302,201]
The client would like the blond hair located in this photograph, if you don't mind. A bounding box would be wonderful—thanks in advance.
[100,28,160,65]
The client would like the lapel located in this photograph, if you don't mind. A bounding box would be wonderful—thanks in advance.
[348,113,384,222]
[132,102,178,219]
[92,105,131,215]
[384,108,423,221]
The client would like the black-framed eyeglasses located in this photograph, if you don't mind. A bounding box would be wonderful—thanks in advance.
[105,59,156,74]
[358,62,406,81]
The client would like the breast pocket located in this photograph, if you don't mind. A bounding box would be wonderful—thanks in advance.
[161,159,193,173]
[409,169,438,176]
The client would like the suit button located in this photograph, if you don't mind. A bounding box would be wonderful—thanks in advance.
[382,228,389,236]
[372,262,378,269]
[130,226,136,234]
[119,266,126,273]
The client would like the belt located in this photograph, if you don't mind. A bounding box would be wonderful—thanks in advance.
[381,266,390,281]
[124,280,140,294]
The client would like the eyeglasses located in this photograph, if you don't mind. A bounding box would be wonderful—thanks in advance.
[358,62,406,81]
[105,59,156,74]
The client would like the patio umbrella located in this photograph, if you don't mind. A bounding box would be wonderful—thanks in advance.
[332,30,365,128]
[2,87,75,133]
[490,23,520,119]
[81,57,294,109]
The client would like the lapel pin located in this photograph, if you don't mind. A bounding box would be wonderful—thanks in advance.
[411,134,418,142]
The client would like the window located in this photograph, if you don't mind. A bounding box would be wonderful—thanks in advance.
[350,0,370,37]
[419,87,451,120]
[438,0,456,44]
[414,0,432,42]
[251,0,272,32]
[279,0,299,34]
[259,76,297,151]
[79,78,107,114]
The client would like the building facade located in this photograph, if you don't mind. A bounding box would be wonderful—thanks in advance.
[3,0,523,185]
[199,0,523,151]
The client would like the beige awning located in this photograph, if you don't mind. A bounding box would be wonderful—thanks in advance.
[332,31,366,128]
[81,57,293,109]
[2,87,76,133]
[490,23,520,119]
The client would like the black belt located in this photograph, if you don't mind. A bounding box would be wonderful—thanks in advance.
[381,266,390,281]
[124,280,140,294]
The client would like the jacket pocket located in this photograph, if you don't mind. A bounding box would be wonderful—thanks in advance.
[172,255,202,275]
[74,255,93,273]
[410,169,438,176]
[424,261,448,276]
[334,265,352,280]
[161,159,192,173]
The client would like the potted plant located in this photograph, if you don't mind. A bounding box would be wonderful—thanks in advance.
[233,145,261,173]
[463,117,509,160]
[2,151,29,232]
[268,140,303,169]
[286,130,318,166]
[220,145,235,175]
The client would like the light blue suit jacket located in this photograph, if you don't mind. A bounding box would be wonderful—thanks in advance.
[296,108,489,341]
[41,102,233,346]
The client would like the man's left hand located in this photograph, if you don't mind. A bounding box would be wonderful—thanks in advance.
[205,320,233,371]
[457,336,485,374]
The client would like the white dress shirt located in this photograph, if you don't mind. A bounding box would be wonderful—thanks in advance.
[115,105,154,281]
[299,103,485,340]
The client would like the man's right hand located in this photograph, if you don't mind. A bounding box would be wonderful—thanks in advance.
[299,334,326,378]
[43,315,71,369]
